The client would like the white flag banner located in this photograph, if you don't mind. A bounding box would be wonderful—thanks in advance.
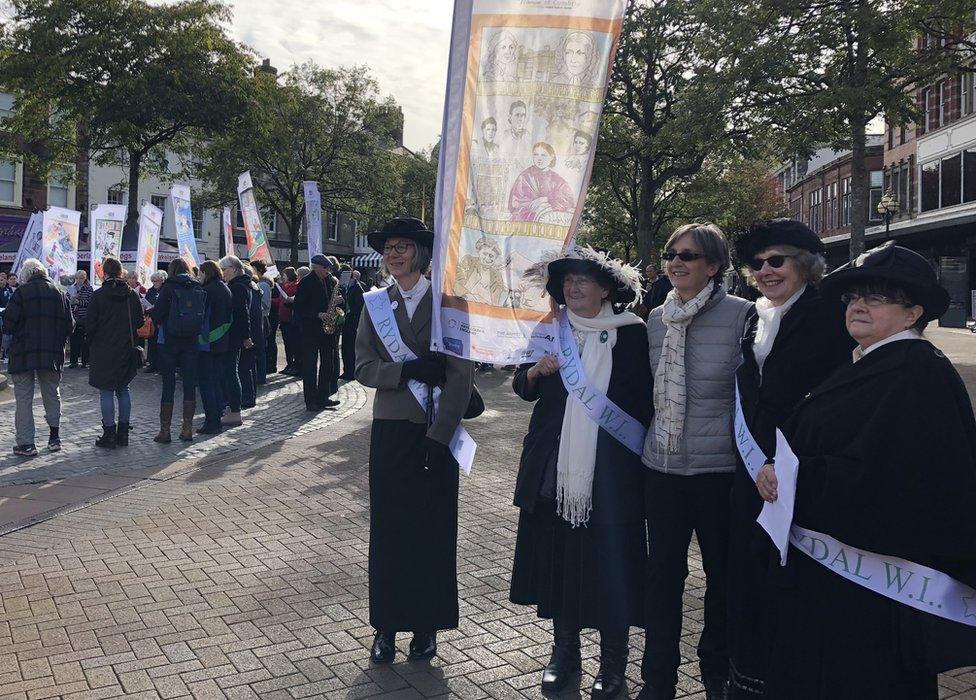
[237,171,278,278]
[89,204,126,288]
[430,0,629,363]
[136,202,163,290]
[11,212,43,276]
[41,206,81,284]
[170,184,201,268]
[303,180,323,261]
[222,206,234,258]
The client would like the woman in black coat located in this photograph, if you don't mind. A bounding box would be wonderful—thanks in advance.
[727,220,852,698]
[196,261,233,435]
[756,243,976,699]
[511,248,652,700]
[218,256,253,427]
[86,256,143,449]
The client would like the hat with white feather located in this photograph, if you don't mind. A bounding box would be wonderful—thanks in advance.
[524,245,643,310]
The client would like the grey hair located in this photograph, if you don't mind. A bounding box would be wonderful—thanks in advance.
[296,266,310,279]
[20,258,48,280]
[665,222,731,278]
[74,269,87,279]
[219,255,245,275]
[740,244,827,289]
[150,271,168,283]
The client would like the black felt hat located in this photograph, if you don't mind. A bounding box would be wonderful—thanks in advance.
[367,217,434,254]
[820,241,950,322]
[735,218,825,264]
[533,247,642,308]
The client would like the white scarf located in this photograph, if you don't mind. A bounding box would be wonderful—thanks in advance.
[752,286,806,376]
[557,302,643,526]
[653,283,716,454]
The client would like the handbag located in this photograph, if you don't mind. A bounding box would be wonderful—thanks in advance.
[463,384,485,420]
[126,294,147,367]
[136,313,154,339]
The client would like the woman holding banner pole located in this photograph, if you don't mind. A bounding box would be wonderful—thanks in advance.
[756,242,976,699]
[510,247,651,699]
[354,217,473,664]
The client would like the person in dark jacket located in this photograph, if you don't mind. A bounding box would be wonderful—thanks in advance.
[253,260,279,375]
[143,271,166,373]
[86,256,143,449]
[251,259,274,381]
[67,269,94,368]
[277,267,300,375]
[219,255,253,427]
[726,220,853,698]
[511,247,652,699]
[5,258,74,456]
[196,261,233,435]
[756,242,976,698]
[238,265,264,409]
[340,268,366,379]
[295,254,342,411]
[150,257,206,443]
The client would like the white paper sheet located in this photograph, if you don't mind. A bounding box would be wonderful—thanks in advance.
[757,428,799,565]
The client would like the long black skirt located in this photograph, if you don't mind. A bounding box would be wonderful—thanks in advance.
[368,419,460,632]
[510,498,646,631]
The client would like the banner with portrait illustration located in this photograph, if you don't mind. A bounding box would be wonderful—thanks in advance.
[303,180,323,261]
[171,184,201,269]
[11,212,43,276]
[237,171,278,278]
[222,206,235,258]
[430,0,629,363]
[89,204,126,288]
[136,202,163,290]
[41,206,80,284]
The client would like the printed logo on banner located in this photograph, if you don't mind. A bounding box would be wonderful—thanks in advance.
[443,337,464,355]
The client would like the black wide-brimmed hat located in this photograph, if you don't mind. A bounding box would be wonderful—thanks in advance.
[368,217,434,254]
[735,218,825,264]
[525,246,643,308]
[820,241,950,322]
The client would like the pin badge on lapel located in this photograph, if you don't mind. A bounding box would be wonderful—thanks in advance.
[391,301,399,310]
[600,330,608,343]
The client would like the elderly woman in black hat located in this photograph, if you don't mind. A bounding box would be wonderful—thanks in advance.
[726,219,853,699]
[355,217,474,664]
[756,242,976,698]
[510,246,652,699]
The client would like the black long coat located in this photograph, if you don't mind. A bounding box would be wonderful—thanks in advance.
[226,273,252,351]
[294,272,337,338]
[201,278,233,354]
[764,339,976,699]
[728,286,852,695]
[4,276,74,374]
[85,279,143,391]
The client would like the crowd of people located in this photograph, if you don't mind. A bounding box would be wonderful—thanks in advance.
[0,253,372,454]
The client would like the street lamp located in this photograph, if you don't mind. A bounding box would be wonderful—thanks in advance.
[877,189,899,237]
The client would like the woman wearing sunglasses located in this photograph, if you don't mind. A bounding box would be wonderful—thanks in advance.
[726,219,852,699]
[755,242,976,698]
[638,222,752,700]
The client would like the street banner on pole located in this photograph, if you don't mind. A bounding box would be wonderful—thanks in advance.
[41,206,81,284]
[430,0,629,364]
[171,184,201,269]
[136,202,163,290]
[222,206,234,258]
[11,212,42,276]
[89,204,126,288]
[302,180,323,261]
[237,171,278,277]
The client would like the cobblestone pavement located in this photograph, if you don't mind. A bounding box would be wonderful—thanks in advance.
[0,331,973,699]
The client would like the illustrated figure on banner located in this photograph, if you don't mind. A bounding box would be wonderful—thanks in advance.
[474,117,500,160]
[564,130,592,172]
[508,143,576,223]
[44,220,77,281]
[92,221,122,282]
[501,101,531,155]
[454,235,505,304]
[552,31,599,87]
[483,30,521,82]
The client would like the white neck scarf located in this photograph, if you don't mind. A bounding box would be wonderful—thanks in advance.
[396,275,430,321]
[557,302,643,526]
[653,283,716,454]
[752,285,806,375]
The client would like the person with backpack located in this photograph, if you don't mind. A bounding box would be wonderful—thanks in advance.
[150,257,207,443]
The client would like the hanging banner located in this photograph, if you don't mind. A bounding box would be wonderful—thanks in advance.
[41,206,80,284]
[136,202,163,290]
[222,206,235,258]
[11,212,43,276]
[237,171,278,277]
[170,184,201,269]
[430,0,629,363]
[302,180,323,261]
[89,204,126,288]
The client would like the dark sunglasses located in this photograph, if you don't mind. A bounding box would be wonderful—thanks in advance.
[747,254,794,271]
[662,251,706,262]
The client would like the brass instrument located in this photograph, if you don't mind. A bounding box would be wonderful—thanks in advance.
[321,280,344,335]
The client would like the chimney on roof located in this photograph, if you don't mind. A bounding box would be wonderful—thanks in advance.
[254,58,278,77]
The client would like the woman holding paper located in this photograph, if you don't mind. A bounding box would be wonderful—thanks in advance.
[510,246,651,699]
[726,219,852,699]
[354,217,474,665]
[756,242,976,699]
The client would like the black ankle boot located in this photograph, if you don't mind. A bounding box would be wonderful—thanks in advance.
[370,631,395,663]
[703,674,729,700]
[95,424,117,449]
[591,636,628,699]
[408,631,437,660]
[116,422,130,447]
[541,619,581,692]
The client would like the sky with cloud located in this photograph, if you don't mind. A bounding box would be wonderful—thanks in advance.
[226,0,454,153]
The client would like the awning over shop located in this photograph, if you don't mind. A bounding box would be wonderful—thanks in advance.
[352,252,382,268]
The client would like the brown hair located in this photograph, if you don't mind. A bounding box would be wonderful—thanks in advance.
[101,256,123,279]
[665,222,731,278]
[167,258,190,277]
[199,260,221,285]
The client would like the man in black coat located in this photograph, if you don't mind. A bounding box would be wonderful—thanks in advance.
[294,254,341,410]
[339,269,365,379]
[5,258,74,456]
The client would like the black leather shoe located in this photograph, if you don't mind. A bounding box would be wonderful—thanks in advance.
[370,631,396,663]
[541,644,582,692]
[703,676,729,700]
[408,631,437,660]
[591,637,627,699]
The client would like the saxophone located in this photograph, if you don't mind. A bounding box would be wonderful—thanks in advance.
[321,280,345,335]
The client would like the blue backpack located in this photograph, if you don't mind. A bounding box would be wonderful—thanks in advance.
[166,284,207,338]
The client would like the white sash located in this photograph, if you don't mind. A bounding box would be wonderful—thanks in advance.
[363,288,476,474]
[734,380,976,628]
[554,310,647,455]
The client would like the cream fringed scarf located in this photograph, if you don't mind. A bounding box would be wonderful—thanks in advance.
[653,283,715,454]
[556,302,643,526]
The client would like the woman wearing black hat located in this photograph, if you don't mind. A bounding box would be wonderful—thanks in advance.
[756,242,976,698]
[355,217,474,663]
[726,219,853,699]
[510,246,652,699]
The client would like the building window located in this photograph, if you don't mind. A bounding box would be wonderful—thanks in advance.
[963,74,973,117]
[107,188,126,205]
[260,206,276,236]
[900,125,908,144]
[329,210,339,241]
[868,170,884,221]
[938,81,949,128]
[0,159,22,206]
[920,88,931,133]
[841,177,852,226]
[808,189,823,232]
[941,153,962,208]
[790,198,801,220]
[825,182,837,230]
[964,150,976,204]
[46,166,75,209]
[191,203,204,238]
[900,160,912,213]
[920,161,940,212]
[151,195,167,230]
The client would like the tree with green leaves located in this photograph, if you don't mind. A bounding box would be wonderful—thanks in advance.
[0,0,253,236]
